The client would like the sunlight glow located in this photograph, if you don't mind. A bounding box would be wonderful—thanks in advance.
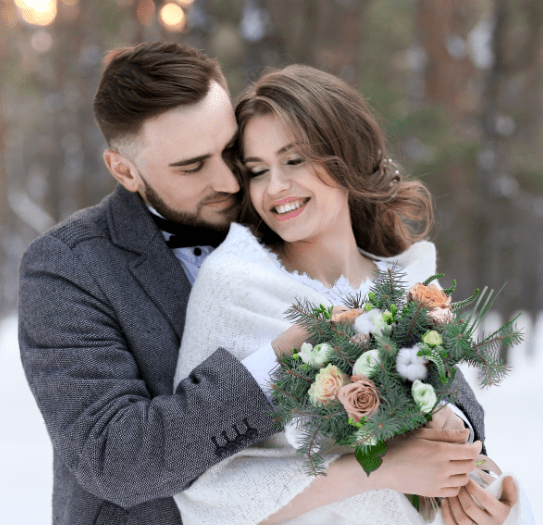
[159,3,185,31]
[14,0,57,26]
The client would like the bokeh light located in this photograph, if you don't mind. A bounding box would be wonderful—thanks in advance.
[14,0,57,26]
[174,0,194,7]
[30,29,53,53]
[136,0,155,26]
[159,3,186,32]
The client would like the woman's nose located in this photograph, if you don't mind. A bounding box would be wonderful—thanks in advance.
[266,168,291,196]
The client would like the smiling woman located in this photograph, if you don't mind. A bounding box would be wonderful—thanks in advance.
[168,64,528,525]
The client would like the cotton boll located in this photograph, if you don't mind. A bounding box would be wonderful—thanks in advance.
[396,345,429,382]
[353,311,374,336]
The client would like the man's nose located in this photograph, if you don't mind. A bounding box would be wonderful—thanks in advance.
[212,159,241,194]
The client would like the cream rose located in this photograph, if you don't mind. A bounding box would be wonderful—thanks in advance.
[338,374,381,423]
[427,307,454,326]
[408,283,452,310]
[308,364,350,406]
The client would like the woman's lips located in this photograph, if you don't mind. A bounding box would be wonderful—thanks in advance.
[274,199,309,222]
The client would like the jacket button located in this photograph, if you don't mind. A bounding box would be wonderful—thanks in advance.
[225,442,237,453]
[235,435,248,446]
[246,429,258,439]
[215,447,228,458]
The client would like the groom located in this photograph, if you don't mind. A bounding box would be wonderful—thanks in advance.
[19,42,486,525]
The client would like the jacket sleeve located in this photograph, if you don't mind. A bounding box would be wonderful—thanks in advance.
[18,234,277,508]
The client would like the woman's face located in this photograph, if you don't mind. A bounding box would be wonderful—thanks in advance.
[242,114,350,245]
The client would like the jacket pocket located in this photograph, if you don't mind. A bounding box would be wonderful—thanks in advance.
[94,501,128,525]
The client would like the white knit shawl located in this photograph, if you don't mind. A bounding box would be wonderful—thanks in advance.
[171,224,532,525]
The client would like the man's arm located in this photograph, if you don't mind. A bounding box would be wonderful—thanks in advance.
[18,234,277,508]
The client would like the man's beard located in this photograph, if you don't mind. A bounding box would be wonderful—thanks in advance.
[140,175,241,232]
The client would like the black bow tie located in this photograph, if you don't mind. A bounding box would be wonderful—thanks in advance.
[149,213,227,249]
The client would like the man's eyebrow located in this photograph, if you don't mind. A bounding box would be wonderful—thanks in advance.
[169,154,211,168]
[169,132,238,168]
[243,142,296,164]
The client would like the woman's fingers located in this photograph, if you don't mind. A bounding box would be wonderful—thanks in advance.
[441,498,457,525]
[441,477,519,525]
[500,476,519,507]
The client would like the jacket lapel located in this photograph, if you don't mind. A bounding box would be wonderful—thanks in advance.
[106,185,191,340]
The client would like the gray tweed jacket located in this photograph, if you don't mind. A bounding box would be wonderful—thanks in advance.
[18,185,485,525]
[18,185,277,525]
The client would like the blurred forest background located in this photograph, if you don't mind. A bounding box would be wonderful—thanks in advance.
[1,0,543,358]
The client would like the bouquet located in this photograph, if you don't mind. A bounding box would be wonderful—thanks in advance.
[269,267,522,516]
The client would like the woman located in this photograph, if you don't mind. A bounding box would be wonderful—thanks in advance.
[172,65,525,525]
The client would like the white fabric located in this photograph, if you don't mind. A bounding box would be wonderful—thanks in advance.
[241,343,279,401]
[172,223,529,524]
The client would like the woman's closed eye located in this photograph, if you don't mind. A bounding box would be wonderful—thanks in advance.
[247,165,268,178]
[285,156,305,166]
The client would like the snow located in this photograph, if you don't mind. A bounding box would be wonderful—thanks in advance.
[1,313,541,524]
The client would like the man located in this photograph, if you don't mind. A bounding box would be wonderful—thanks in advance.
[19,42,488,525]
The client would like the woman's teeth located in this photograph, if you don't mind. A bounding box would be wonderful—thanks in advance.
[274,199,307,215]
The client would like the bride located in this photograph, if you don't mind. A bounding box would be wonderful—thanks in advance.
[172,65,524,524]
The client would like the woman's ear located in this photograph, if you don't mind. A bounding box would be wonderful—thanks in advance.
[103,149,141,193]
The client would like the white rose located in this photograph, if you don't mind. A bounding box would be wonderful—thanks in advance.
[310,343,335,368]
[412,379,437,413]
[299,342,334,368]
[298,342,314,365]
[352,349,381,377]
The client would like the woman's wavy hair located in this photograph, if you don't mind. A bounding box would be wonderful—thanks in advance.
[235,64,433,257]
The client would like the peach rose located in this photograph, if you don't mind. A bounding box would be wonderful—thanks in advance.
[338,374,381,423]
[308,364,350,406]
[330,308,364,324]
[427,306,454,325]
[408,283,452,310]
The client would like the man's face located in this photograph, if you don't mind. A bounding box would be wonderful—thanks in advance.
[128,81,241,230]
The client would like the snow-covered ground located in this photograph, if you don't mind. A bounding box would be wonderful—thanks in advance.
[1,313,541,524]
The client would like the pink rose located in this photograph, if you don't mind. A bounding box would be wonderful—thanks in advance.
[308,364,350,406]
[338,374,381,423]
[427,307,454,326]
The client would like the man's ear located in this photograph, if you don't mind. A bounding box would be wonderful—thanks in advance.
[103,149,141,193]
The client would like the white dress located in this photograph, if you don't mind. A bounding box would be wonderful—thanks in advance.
[172,223,533,525]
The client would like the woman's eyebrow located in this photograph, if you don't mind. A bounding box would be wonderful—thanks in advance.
[243,143,296,164]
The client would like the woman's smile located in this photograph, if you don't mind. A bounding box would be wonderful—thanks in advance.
[272,197,310,220]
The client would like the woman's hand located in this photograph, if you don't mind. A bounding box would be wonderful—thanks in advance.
[271,305,356,358]
[441,476,518,525]
[271,324,311,358]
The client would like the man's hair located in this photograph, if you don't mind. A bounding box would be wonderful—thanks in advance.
[93,41,228,149]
